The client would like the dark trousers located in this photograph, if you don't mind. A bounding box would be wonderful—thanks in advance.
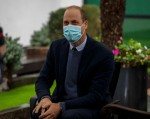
[58,108,101,119]
[32,109,101,119]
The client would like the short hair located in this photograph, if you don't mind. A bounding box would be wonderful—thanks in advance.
[0,27,3,33]
[65,5,87,22]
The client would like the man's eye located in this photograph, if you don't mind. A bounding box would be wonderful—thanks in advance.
[64,22,69,25]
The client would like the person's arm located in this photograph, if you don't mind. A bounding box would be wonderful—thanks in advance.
[35,42,56,101]
[33,42,56,116]
[0,30,6,57]
[0,44,6,57]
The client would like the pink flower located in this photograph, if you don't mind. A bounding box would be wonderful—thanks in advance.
[112,49,119,55]
[120,36,123,40]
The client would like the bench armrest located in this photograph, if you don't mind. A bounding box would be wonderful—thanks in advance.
[102,102,150,119]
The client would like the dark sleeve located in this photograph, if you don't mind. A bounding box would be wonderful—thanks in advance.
[35,42,55,101]
[65,52,115,109]
[0,38,5,46]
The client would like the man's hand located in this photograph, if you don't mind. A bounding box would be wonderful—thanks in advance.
[39,103,61,119]
[33,97,52,115]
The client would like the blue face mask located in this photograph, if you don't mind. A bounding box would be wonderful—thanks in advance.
[63,25,82,43]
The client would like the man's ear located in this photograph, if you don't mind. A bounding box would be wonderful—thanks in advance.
[84,20,88,29]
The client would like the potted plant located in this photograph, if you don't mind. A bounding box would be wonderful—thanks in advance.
[112,38,150,111]
[3,34,24,87]
[26,24,50,59]
[113,38,150,67]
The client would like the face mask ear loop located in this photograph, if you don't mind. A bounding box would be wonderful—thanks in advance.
[81,22,86,37]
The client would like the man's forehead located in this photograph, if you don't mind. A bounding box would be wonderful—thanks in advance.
[64,8,81,16]
[63,8,82,21]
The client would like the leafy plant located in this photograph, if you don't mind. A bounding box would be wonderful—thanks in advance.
[4,34,24,71]
[94,36,102,42]
[48,8,66,41]
[30,24,51,47]
[82,5,101,38]
[113,38,150,67]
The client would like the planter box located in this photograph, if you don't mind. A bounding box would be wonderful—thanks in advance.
[113,65,148,111]
[0,104,30,119]
[26,47,49,59]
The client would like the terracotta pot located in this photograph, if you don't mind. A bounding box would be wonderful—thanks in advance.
[26,47,49,59]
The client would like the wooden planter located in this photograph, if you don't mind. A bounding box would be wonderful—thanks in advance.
[113,65,148,111]
[26,47,49,59]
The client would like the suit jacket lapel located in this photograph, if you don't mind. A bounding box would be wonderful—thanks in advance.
[59,40,69,84]
[77,37,94,82]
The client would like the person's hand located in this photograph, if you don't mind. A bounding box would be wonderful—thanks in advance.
[33,97,52,115]
[39,103,61,119]
[0,44,6,57]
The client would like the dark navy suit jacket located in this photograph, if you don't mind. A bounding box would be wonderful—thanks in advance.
[35,35,114,110]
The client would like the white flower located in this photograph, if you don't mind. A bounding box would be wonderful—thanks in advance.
[144,46,147,49]
[136,49,142,53]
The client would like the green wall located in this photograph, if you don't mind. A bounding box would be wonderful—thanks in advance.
[126,0,150,15]
[123,18,150,46]
[85,0,100,5]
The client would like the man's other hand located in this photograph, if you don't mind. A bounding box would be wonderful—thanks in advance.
[33,97,52,115]
[39,103,61,119]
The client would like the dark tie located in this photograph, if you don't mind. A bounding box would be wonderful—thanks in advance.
[72,47,77,51]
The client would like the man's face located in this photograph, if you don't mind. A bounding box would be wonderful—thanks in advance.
[63,8,87,33]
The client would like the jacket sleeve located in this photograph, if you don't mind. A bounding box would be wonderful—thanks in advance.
[35,42,55,101]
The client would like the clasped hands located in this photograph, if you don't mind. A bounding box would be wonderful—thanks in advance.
[33,97,61,119]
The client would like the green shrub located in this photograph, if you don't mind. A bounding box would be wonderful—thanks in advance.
[30,24,51,47]
[82,5,101,39]
[4,34,24,71]
[48,8,66,41]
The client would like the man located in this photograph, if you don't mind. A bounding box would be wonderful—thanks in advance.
[33,5,114,119]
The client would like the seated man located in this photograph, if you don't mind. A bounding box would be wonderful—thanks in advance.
[33,5,114,119]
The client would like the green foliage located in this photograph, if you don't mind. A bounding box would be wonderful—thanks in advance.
[82,5,101,38]
[4,34,24,71]
[30,24,51,46]
[94,36,102,42]
[113,39,150,67]
[48,8,66,41]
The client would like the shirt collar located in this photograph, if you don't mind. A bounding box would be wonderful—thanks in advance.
[70,36,87,51]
